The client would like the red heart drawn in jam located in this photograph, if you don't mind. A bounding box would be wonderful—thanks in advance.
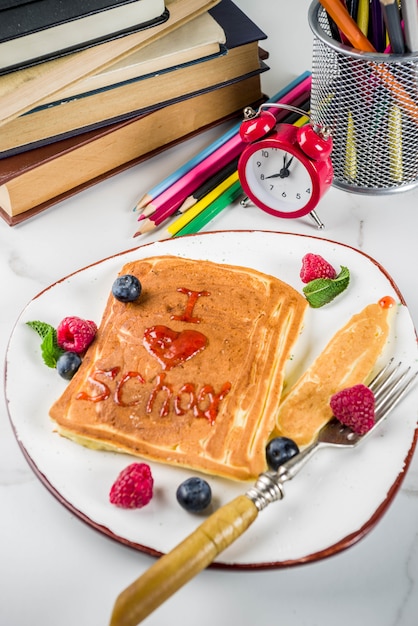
[143,325,207,370]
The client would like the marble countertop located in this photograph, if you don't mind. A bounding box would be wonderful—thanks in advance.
[1,1,418,625]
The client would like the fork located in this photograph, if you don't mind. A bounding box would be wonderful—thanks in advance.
[109,360,417,626]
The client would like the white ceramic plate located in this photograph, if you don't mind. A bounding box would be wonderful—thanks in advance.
[5,231,418,568]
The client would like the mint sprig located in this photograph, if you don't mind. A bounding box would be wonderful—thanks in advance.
[26,320,64,368]
[303,266,350,308]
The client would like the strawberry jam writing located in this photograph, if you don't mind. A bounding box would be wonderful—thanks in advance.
[76,367,231,424]
[170,288,210,323]
[143,325,207,370]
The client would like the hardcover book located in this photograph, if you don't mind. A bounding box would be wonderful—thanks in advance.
[0,0,168,74]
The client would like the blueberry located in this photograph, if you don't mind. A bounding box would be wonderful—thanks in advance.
[112,274,142,303]
[56,351,82,380]
[265,437,299,471]
[176,477,212,512]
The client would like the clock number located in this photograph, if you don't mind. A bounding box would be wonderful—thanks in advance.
[281,191,287,198]
[261,150,269,158]
[256,160,262,168]
[296,193,301,200]
[306,187,311,195]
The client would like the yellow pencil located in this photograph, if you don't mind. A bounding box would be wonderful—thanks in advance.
[167,170,239,236]
[344,111,357,182]
[357,0,369,36]
[293,113,310,127]
[388,105,403,182]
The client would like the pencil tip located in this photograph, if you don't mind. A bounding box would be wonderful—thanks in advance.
[134,193,152,211]
[133,218,156,237]
[178,196,195,213]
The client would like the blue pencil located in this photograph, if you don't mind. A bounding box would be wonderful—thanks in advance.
[134,70,312,212]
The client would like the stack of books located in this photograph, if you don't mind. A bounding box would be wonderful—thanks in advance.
[0,0,269,225]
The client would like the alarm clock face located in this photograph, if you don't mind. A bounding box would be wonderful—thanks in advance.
[244,146,313,213]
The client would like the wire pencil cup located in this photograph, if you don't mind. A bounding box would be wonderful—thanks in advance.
[309,1,418,194]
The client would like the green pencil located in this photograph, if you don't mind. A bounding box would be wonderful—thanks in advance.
[173,180,243,237]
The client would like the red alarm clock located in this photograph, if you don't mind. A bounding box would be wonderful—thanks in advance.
[238,105,334,220]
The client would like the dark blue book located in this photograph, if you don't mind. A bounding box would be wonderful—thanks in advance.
[0,0,168,74]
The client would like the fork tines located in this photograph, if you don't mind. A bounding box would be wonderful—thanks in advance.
[369,359,418,422]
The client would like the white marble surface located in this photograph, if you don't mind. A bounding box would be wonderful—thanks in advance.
[1,1,418,624]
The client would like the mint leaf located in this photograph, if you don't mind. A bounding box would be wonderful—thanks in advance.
[26,320,55,339]
[41,328,64,368]
[303,266,350,308]
[27,320,64,368]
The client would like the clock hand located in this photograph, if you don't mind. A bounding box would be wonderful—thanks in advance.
[265,154,295,179]
[284,155,294,169]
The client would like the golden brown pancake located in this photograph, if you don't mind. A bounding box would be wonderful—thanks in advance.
[49,255,308,480]
[274,299,394,447]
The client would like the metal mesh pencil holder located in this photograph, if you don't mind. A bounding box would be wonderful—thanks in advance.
[308,1,418,194]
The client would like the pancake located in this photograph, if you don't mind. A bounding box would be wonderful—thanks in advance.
[274,299,394,447]
[49,255,308,480]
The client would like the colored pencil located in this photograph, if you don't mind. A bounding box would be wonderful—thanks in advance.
[346,0,359,21]
[388,105,403,182]
[403,0,418,52]
[167,171,240,236]
[370,0,385,52]
[134,145,242,234]
[133,71,312,212]
[176,157,240,214]
[380,0,405,53]
[356,0,369,36]
[133,133,240,214]
[173,179,243,237]
[133,76,312,235]
[344,111,357,182]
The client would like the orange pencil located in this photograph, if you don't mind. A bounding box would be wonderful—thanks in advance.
[318,0,375,51]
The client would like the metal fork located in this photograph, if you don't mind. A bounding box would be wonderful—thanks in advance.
[247,359,418,509]
[109,360,417,626]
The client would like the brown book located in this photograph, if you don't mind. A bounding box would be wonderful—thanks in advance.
[0,44,266,155]
[0,74,264,225]
[0,0,222,126]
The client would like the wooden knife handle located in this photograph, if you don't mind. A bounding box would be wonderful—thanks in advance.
[109,494,259,626]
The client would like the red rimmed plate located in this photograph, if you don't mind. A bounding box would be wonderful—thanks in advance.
[5,231,418,568]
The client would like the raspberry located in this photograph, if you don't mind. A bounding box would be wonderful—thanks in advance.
[300,253,337,283]
[109,463,153,509]
[330,384,375,435]
[56,316,97,353]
